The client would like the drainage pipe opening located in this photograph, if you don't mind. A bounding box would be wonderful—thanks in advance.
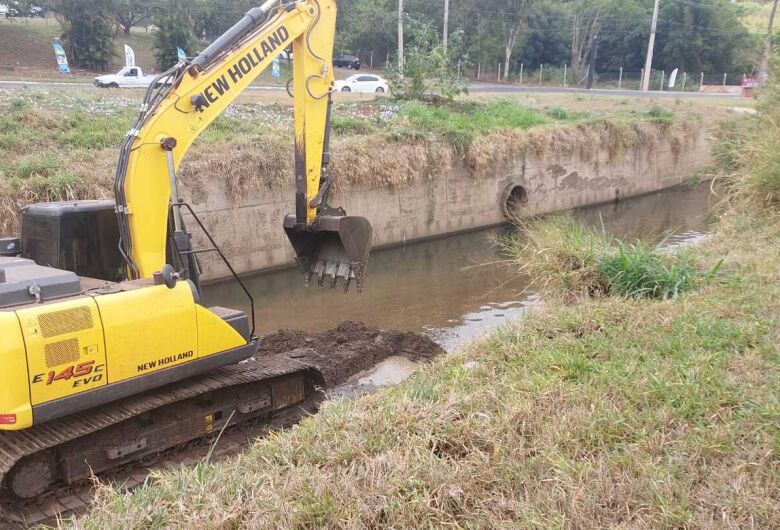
[502,185,528,220]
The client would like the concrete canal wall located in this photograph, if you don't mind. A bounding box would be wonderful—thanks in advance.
[183,121,712,281]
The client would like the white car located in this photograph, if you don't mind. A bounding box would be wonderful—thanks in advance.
[0,5,8,17]
[94,66,162,88]
[334,74,389,94]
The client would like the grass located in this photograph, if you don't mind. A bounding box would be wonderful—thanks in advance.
[71,211,780,528]
[713,58,780,208]
[393,99,550,150]
[502,214,714,301]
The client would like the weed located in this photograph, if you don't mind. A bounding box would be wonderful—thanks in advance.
[648,106,674,123]
[505,214,714,301]
[598,241,697,299]
[331,115,375,135]
[14,154,61,179]
[546,106,570,120]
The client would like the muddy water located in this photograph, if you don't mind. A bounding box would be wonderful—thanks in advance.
[203,183,716,351]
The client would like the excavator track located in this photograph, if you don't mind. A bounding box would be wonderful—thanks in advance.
[0,353,324,522]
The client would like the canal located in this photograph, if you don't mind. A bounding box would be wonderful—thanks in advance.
[203,182,717,351]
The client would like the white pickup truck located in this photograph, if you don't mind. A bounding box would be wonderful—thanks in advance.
[94,66,163,88]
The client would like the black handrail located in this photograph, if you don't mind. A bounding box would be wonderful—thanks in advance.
[170,200,257,339]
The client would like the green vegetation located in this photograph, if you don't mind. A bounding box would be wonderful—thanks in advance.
[503,215,712,300]
[339,0,756,82]
[714,57,780,207]
[394,100,548,150]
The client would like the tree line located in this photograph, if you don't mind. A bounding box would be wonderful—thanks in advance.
[38,0,766,77]
[341,0,763,79]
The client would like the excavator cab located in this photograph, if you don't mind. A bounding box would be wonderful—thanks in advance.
[284,213,372,293]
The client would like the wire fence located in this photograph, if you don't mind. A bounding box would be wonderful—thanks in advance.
[353,49,750,93]
[468,63,749,91]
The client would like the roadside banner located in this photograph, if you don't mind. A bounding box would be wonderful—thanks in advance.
[272,56,281,78]
[668,68,679,88]
[52,41,71,74]
[177,47,187,62]
[124,45,136,67]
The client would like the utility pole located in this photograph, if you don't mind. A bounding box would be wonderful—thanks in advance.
[760,0,779,77]
[443,0,450,51]
[641,0,660,91]
[398,0,404,72]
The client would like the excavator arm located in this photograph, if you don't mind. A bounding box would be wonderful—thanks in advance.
[114,0,371,291]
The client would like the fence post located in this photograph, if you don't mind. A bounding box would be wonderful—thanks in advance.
[586,64,590,85]
[477,61,481,80]
[498,63,502,82]
[682,72,687,92]
[700,72,704,90]
[519,63,524,85]
[370,50,374,69]
[723,73,727,86]
[563,64,567,87]
[660,70,665,91]
[640,68,645,90]
[539,64,543,85]
[618,66,623,89]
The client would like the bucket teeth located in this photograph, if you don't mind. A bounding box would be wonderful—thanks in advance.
[307,258,359,292]
[284,214,372,294]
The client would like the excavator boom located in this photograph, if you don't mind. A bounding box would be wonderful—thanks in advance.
[115,0,372,290]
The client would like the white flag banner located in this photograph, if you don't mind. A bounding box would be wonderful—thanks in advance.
[124,45,136,67]
[668,68,679,88]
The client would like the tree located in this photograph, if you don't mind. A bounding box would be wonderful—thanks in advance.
[490,0,534,80]
[655,0,751,74]
[335,0,397,62]
[387,17,467,100]
[569,0,604,76]
[114,0,149,35]
[154,11,196,69]
[51,0,116,71]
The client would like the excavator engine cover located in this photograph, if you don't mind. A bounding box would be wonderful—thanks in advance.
[283,214,372,292]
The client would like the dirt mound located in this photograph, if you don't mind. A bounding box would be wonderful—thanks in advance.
[257,321,444,386]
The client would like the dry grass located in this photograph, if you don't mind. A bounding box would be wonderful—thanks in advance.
[70,211,780,529]
[464,120,690,178]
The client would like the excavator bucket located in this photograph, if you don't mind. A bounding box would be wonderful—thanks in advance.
[283,214,372,292]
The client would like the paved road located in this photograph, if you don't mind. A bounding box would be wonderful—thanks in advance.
[0,78,741,98]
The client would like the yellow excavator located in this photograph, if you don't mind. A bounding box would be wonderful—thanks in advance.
[0,0,371,500]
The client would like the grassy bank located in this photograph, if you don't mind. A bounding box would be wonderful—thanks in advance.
[0,88,704,234]
[71,209,779,528]
[70,93,779,528]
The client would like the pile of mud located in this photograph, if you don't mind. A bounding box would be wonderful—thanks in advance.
[257,321,444,386]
